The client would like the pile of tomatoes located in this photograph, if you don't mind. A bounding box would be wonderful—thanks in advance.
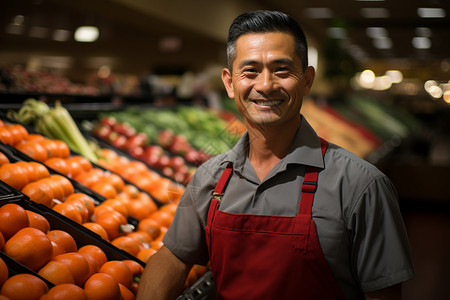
[0,120,207,298]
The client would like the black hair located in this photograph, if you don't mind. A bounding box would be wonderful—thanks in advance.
[226,10,309,71]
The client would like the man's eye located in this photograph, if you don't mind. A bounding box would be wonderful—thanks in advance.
[276,67,290,73]
[243,68,258,73]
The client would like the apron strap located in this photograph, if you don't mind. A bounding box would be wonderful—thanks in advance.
[212,162,233,202]
[299,138,328,215]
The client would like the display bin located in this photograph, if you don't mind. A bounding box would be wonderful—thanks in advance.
[177,270,216,300]
[0,172,25,202]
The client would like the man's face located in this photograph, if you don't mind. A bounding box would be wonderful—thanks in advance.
[222,32,315,129]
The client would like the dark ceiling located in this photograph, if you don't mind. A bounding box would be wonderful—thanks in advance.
[0,0,449,82]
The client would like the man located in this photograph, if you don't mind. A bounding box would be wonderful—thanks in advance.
[137,10,414,300]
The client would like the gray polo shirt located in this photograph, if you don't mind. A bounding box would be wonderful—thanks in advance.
[163,116,414,298]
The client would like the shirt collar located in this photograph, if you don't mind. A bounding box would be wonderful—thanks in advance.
[222,115,324,171]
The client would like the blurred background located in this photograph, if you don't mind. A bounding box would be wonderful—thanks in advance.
[0,1,449,298]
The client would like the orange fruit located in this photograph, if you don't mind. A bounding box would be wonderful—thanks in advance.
[70,155,92,172]
[0,203,30,240]
[102,173,125,193]
[13,161,36,183]
[0,162,29,190]
[82,222,110,241]
[0,256,8,287]
[99,260,133,290]
[37,260,75,285]
[126,194,157,220]
[154,226,168,242]
[64,197,89,223]
[0,231,4,250]
[15,140,49,162]
[84,272,122,300]
[66,158,84,178]
[40,283,88,300]
[44,157,70,176]
[4,227,53,271]
[111,236,142,256]
[122,260,144,279]
[51,174,75,198]
[47,229,78,253]
[77,245,108,269]
[99,198,128,218]
[79,250,100,278]
[26,209,50,233]
[52,140,71,158]
[136,248,157,264]
[39,177,65,201]
[0,273,48,300]
[74,168,104,188]
[126,230,153,245]
[5,123,28,146]
[137,218,161,240]
[159,202,178,216]
[53,202,83,224]
[50,240,66,258]
[90,181,117,199]
[119,283,136,300]
[29,161,50,180]
[150,240,164,251]
[65,193,96,219]
[0,127,13,145]
[95,210,130,241]
[21,180,54,208]
[184,267,198,288]
[0,151,10,165]
[53,252,91,287]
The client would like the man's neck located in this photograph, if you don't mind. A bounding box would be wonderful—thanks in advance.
[246,118,301,181]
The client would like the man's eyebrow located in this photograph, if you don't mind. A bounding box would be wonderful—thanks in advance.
[238,58,294,69]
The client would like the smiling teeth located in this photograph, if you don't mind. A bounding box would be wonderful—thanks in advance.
[253,100,282,106]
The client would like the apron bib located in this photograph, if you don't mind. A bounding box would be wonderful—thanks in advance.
[205,139,346,300]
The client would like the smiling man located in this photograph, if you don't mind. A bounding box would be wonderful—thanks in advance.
[137,10,414,300]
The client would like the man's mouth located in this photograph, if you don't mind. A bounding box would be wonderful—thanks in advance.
[251,99,282,106]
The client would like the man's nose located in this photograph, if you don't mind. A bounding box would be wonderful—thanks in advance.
[255,70,276,94]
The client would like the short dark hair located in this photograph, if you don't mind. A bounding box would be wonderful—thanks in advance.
[226,10,309,71]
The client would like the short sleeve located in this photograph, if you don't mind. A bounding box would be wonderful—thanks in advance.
[162,166,213,266]
[349,175,415,292]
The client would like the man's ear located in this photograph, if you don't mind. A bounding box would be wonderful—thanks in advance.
[303,66,316,96]
[222,68,235,99]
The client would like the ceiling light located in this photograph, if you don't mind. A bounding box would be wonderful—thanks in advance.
[74,26,99,42]
[417,8,446,18]
[304,8,334,19]
[360,70,375,83]
[428,85,443,98]
[366,27,388,38]
[327,27,346,39]
[386,70,403,83]
[424,80,437,92]
[412,37,431,49]
[443,91,450,104]
[360,8,390,18]
[415,27,432,37]
[373,37,392,49]
[52,29,71,42]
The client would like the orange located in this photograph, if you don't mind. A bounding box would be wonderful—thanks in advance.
[80,250,100,278]
[37,260,75,285]
[70,155,92,172]
[50,240,66,258]
[0,256,8,287]
[52,140,71,158]
[90,181,118,199]
[0,162,29,191]
[126,230,153,245]
[21,180,54,208]
[119,283,136,300]
[82,222,110,241]
[192,264,208,278]
[49,174,75,198]
[47,229,78,253]
[83,272,122,300]
[150,240,164,251]
[126,193,157,220]
[122,260,144,279]
[53,202,83,224]
[0,203,30,240]
[64,197,90,223]
[184,266,198,288]
[0,151,10,165]
[13,161,36,183]
[159,202,178,216]
[26,209,50,233]
[23,133,45,143]
[29,161,50,180]
[15,140,49,162]
[101,173,125,193]
[99,260,133,290]
[39,177,65,201]
[111,236,142,256]
[74,168,104,188]
[154,226,168,242]
[95,210,130,241]
[40,283,88,300]
[4,227,53,271]
[0,127,13,145]
[65,193,96,219]
[5,123,28,145]
[41,139,60,159]
[121,184,140,199]
[136,248,157,264]
[44,157,70,175]
[99,198,129,218]
[53,252,91,287]
[0,273,48,300]
[137,218,161,240]
[66,158,84,178]
[77,245,108,269]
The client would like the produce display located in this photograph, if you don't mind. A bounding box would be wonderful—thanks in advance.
[0,118,207,298]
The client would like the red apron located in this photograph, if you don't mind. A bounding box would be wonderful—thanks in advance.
[205,139,346,300]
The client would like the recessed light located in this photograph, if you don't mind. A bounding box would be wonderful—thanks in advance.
[372,37,392,49]
[327,27,347,39]
[412,37,431,49]
[53,29,71,42]
[417,8,446,18]
[304,8,334,19]
[366,27,388,38]
[360,8,390,18]
[74,26,99,42]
